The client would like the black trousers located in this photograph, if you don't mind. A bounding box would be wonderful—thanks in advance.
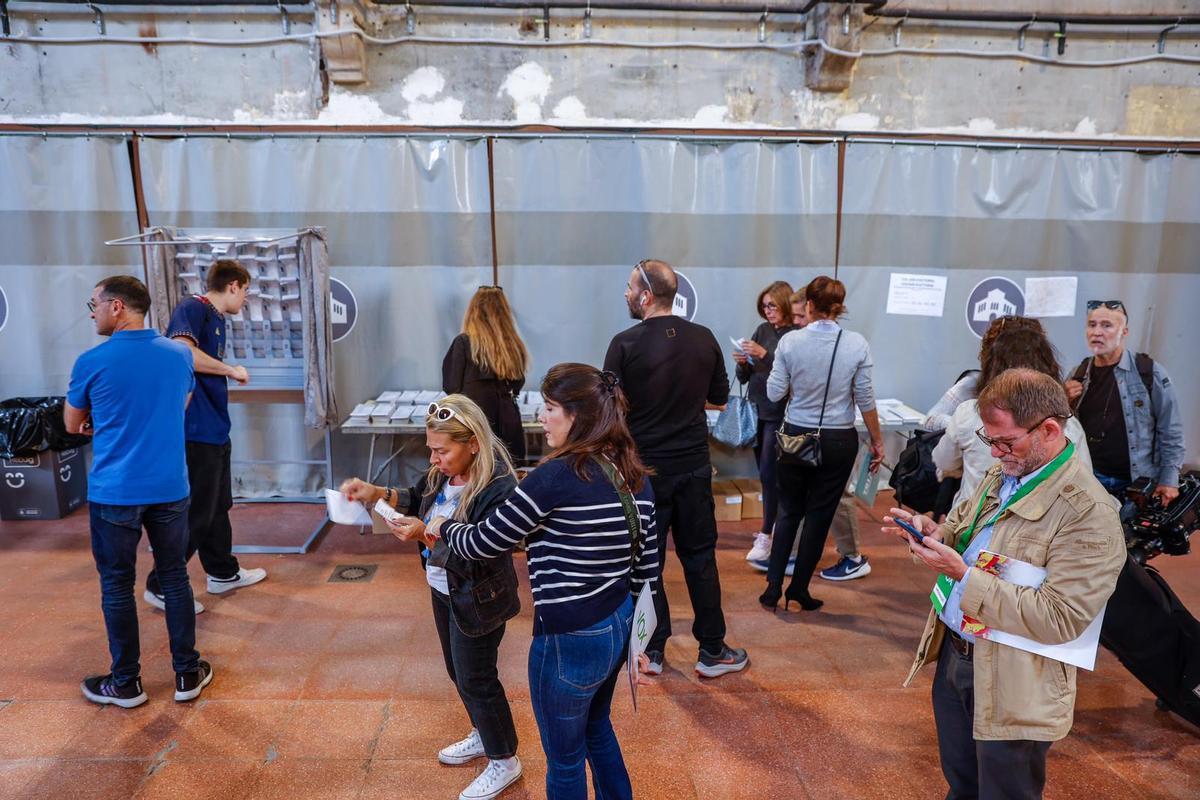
[767,426,859,593]
[147,440,240,594]
[431,588,518,760]
[932,634,1052,800]
[752,418,783,535]
[645,466,728,656]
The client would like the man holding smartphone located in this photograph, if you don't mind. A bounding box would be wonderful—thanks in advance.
[884,368,1124,800]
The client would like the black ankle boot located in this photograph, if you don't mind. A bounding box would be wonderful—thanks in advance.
[785,585,824,611]
[759,581,783,611]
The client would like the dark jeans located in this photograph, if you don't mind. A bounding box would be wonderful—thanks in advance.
[147,440,239,595]
[932,634,1052,800]
[529,595,634,800]
[752,418,782,535]
[431,588,518,760]
[768,426,859,594]
[646,467,727,655]
[90,498,201,683]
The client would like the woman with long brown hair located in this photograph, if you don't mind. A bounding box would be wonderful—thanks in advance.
[424,363,659,800]
[443,286,531,462]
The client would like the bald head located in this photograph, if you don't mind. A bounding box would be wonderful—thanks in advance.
[633,259,677,310]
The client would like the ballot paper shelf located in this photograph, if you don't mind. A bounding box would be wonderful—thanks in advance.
[107,228,337,556]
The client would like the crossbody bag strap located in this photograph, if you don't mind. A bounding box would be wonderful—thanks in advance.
[594,456,641,563]
[815,329,843,431]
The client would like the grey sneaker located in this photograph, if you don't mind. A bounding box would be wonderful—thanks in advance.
[695,646,749,678]
[643,650,664,676]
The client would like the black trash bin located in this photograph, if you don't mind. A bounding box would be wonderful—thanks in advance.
[0,397,90,520]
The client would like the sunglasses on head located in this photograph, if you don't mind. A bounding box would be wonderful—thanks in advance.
[427,402,463,424]
[1087,300,1126,312]
[634,260,655,295]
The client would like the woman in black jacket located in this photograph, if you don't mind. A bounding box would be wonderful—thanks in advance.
[341,394,524,800]
[734,280,795,564]
[443,286,530,463]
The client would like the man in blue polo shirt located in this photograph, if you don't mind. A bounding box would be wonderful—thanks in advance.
[66,276,213,708]
[144,259,266,612]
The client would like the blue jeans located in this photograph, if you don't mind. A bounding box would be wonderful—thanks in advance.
[529,596,634,800]
[90,498,200,683]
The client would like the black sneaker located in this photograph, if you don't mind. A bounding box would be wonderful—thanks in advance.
[81,673,147,709]
[695,646,749,678]
[175,660,214,702]
[643,650,664,676]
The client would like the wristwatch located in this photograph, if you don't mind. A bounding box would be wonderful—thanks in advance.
[383,487,393,505]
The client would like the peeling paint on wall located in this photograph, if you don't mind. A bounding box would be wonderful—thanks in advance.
[499,62,552,124]
[400,67,464,125]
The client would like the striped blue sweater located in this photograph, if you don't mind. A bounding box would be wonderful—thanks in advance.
[443,457,659,635]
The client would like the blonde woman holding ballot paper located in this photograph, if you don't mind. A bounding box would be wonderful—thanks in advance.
[426,364,659,800]
[340,394,524,800]
[883,369,1124,800]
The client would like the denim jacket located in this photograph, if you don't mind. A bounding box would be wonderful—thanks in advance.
[397,466,521,636]
[1075,349,1186,487]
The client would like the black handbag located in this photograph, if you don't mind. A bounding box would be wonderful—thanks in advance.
[776,330,842,468]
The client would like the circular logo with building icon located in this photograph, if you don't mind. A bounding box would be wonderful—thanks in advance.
[0,285,8,334]
[672,270,699,322]
[965,277,1025,338]
[329,278,358,343]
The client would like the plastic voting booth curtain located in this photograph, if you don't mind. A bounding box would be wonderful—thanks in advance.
[492,138,840,381]
[839,142,1199,466]
[137,136,493,495]
[0,135,142,399]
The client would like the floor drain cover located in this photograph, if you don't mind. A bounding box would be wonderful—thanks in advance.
[328,564,378,583]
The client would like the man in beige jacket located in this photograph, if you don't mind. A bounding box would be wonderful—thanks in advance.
[885,368,1125,800]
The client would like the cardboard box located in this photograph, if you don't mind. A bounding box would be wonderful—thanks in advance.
[712,480,744,522]
[731,478,764,520]
[0,447,87,521]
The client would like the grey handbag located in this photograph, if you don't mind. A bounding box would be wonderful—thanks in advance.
[776,329,842,468]
[712,382,757,448]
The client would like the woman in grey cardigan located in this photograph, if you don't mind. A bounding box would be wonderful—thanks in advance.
[760,276,884,611]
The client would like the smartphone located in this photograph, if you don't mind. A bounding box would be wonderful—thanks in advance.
[894,516,926,543]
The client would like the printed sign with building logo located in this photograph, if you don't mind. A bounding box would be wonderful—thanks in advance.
[965,277,1025,338]
[672,270,699,322]
[330,278,358,342]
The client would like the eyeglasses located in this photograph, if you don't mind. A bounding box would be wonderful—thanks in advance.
[86,298,117,313]
[761,302,779,311]
[975,416,1055,455]
[1086,300,1126,313]
[427,402,464,425]
[634,260,655,296]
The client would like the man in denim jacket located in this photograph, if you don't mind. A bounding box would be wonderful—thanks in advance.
[1064,300,1185,507]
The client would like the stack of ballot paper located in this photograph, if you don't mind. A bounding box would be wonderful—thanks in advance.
[518,404,541,422]
[399,390,421,403]
[348,402,377,423]
[376,391,403,403]
[415,390,442,404]
[389,404,415,422]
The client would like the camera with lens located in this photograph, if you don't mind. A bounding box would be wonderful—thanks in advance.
[1123,472,1200,565]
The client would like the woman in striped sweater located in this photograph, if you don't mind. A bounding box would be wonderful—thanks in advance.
[421,363,659,800]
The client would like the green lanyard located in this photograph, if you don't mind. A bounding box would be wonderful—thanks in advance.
[930,441,1075,613]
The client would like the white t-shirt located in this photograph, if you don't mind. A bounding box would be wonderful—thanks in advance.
[424,481,465,596]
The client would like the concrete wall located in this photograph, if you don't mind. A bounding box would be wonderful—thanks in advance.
[2,1,1198,136]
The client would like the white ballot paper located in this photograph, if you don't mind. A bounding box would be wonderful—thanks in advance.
[627,585,657,711]
[325,489,371,526]
[962,550,1105,670]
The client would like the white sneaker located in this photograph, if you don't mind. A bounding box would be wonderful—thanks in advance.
[143,589,205,615]
[745,532,771,562]
[439,729,486,765]
[459,757,523,800]
[206,567,267,595]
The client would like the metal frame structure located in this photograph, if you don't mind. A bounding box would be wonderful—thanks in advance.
[105,227,334,554]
